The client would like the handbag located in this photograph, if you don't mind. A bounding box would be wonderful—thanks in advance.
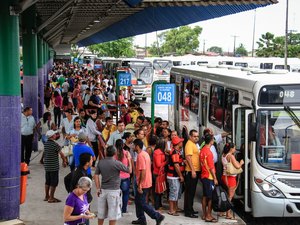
[226,159,243,175]
[155,167,167,194]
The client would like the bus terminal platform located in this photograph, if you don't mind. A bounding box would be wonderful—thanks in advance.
[11,142,246,225]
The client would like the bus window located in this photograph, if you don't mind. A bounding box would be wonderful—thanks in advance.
[181,77,191,108]
[275,65,290,71]
[190,80,200,114]
[170,74,176,84]
[260,63,273,69]
[235,62,248,68]
[201,93,208,127]
[224,89,238,132]
[209,85,224,128]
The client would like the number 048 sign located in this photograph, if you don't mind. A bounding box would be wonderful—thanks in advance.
[154,84,175,105]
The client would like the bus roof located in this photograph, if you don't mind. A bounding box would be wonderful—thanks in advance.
[171,65,300,93]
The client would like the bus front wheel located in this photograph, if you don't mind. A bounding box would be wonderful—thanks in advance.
[142,97,147,101]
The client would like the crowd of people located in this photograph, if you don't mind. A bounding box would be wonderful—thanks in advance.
[20,62,244,225]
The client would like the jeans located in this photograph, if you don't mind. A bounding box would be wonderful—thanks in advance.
[120,178,130,213]
[21,134,34,164]
[135,186,161,222]
[53,107,61,128]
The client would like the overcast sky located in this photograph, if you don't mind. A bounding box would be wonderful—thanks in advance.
[134,0,300,53]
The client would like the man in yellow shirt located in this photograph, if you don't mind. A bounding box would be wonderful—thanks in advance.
[184,129,200,218]
[101,117,117,143]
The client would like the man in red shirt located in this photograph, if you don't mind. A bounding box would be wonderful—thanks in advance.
[132,139,165,225]
[200,134,218,222]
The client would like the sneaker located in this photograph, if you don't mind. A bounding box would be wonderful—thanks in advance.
[156,215,165,225]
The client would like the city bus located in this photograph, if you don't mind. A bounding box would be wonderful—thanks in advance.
[150,58,173,82]
[102,58,153,101]
[169,65,300,217]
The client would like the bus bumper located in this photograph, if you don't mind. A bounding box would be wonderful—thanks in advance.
[252,191,300,217]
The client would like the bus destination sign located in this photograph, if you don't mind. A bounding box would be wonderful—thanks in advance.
[259,85,300,105]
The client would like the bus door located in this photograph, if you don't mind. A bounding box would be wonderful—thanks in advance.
[232,105,254,212]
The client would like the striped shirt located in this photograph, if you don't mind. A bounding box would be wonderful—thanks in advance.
[44,140,61,172]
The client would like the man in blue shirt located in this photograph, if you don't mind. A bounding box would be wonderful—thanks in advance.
[72,132,95,175]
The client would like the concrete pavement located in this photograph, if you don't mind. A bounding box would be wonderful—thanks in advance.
[17,144,245,225]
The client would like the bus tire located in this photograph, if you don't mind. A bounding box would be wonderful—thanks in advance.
[142,97,147,101]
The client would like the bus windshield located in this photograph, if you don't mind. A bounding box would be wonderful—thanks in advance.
[127,62,153,84]
[257,109,300,172]
[153,60,172,74]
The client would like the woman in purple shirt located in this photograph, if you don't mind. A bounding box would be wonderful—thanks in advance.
[63,177,95,225]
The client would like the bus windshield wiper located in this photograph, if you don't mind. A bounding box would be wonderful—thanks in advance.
[284,106,300,129]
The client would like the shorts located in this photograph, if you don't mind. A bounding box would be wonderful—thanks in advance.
[45,171,59,187]
[97,189,122,220]
[167,178,182,201]
[201,178,214,199]
[221,175,237,188]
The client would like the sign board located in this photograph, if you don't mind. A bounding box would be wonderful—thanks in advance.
[155,83,175,105]
[118,72,132,86]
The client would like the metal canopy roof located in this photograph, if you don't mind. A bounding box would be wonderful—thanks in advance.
[18,0,278,48]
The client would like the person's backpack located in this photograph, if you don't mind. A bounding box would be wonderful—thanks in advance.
[212,185,233,212]
[64,171,74,193]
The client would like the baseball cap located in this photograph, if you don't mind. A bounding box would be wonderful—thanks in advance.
[172,136,184,145]
[46,130,58,138]
[78,132,87,142]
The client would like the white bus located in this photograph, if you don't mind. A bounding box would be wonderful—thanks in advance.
[102,58,153,101]
[150,58,173,82]
[169,65,300,217]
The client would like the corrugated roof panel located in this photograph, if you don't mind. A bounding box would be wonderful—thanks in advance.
[78,3,274,46]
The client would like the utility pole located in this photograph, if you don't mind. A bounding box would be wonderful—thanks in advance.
[251,9,257,57]
[232,35,239,57]
[284,0,289,70]
[145,33,147,57]
[203,39,206,55]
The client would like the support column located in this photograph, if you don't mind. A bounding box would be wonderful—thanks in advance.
[37,37,44,117]
[0,0,21,220]
[22,6,38,150]
[43,41,48,85]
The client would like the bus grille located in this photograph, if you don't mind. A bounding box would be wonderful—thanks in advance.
[278,178,300,188]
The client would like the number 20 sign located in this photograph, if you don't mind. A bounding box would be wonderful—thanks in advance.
[155,84,175,105]
[118,72,131,86]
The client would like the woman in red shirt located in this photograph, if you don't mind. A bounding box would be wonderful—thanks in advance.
[153,138,168,210]
[52,91,62,128]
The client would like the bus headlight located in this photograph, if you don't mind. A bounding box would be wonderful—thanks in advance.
[255,177,285,198]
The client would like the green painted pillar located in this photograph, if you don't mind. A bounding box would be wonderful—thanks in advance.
[22,6,39,151]
[0,0,21,220]
[37,37,44,117]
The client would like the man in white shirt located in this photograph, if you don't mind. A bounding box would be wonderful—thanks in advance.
[21,107,36,165]
[61,80,70,97]
[107,120,125,146]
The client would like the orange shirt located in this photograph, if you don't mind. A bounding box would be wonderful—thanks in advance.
[136,150,152,188]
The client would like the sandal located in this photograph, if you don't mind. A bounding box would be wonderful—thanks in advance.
[43,198,48,201]
[205,218,218,223]
[225,216,236,220]
[167,211,179,216]
[48,198,61,203]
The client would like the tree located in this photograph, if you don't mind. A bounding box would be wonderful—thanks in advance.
[256,32,300,57]
[207,46,223,54]
[148,41,161,56]
[87,37,135,58]
[159,26,202,55]
[235,44,248,56]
